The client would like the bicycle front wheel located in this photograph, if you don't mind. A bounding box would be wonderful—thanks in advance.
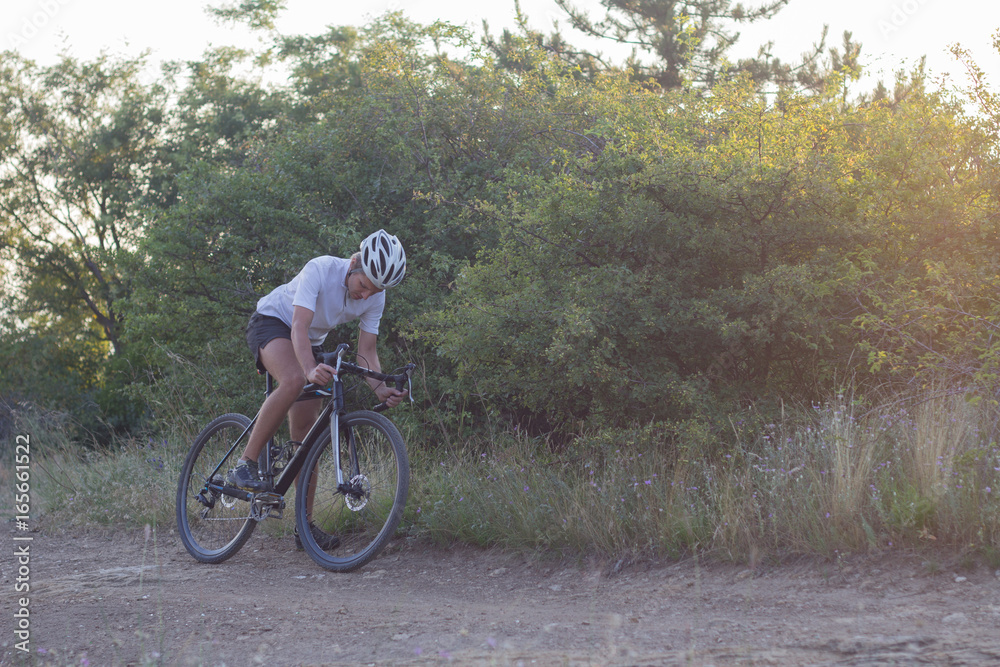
[176,413,257,563]
[296,410,409,572]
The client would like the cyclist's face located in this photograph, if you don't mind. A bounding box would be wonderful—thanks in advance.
[347,270,382,301]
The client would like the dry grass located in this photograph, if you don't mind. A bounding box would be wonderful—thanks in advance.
[7,389,1000,565]
[410,391,1000,561]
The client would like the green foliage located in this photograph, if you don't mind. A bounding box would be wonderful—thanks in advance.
[848,68,1000,395]
[487,0,860,93]
[277,26,364,101]
[126,149,330,417]
[163,47,293,176]
[0,52,178,434]
[0,51,170,356]
[130,24,669,425]
[0,320,103,419]
[4,10,1000,459]
[206,0,286,31]
[886,482,936,533]
[394,391,1000,560]
[414,53,1000,437]
[422,73,861,431]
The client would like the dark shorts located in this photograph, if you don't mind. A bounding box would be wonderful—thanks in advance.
[245,312,323,374]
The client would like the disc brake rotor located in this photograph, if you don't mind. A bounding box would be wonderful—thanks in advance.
[345,474,371,511]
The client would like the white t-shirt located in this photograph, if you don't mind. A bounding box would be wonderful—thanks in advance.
[256,256,384,346]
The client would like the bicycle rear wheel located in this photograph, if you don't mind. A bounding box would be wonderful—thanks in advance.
[176,413,257,563]
[296,410,409,572]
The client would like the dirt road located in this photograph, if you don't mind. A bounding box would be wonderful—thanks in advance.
[2,528,1000,666]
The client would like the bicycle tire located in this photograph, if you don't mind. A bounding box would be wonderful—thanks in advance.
[176,413,257,563]
[295,410,409,572]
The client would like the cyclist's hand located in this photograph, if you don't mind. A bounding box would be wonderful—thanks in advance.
[307,363,337,386]
[375,385,408,409]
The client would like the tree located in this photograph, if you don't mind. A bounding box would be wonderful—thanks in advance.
[162,46,292,181]
[0,33,308,424]
[423,74,845,430]
[418,51,995,434]
[485,0,856,91]
[126,17,656,427]
[0,52,170,357]
[126,16,485,419]
[848,43,1000,397]
[205,0,287,31]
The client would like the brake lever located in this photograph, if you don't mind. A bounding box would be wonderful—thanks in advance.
[372,363,416,413]
[334,343,347,375]
[405,364,415,405]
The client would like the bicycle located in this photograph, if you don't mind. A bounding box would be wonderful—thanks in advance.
[175,343,414,572]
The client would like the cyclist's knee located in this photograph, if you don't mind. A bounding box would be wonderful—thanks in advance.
[268,364,307,389]
[275,377,307,399]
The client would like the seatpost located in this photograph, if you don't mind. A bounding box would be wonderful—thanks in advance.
[261,371,275,476]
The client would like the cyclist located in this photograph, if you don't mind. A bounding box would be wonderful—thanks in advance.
[228,229,408,547]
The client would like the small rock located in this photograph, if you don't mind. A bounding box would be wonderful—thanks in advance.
[954,576,967,583]
[943,613,967,625]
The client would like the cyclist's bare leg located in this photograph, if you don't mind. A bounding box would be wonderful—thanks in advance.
[240,338,309,463]
[289,398,322,520]
[288,398,322,443]
[241,338,327,531]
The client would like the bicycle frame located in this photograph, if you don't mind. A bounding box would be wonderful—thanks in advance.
[200,344,412,510]
[267,350,346,497]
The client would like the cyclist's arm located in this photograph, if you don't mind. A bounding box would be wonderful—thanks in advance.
[358,329,407,407]
[292,306,334,385]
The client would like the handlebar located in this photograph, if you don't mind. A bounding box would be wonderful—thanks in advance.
[300,344,415,412]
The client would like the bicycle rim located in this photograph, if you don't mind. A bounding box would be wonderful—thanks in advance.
[296,410,409,572]
[176,413,257,563]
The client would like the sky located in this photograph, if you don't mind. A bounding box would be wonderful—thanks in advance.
[2,0,999,91]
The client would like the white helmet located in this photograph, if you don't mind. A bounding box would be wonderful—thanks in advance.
[359,229,406,289]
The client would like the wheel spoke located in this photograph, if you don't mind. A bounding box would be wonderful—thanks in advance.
[176,414,257,563]
[296,411,409,572]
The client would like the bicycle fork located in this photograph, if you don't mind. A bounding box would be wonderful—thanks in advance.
[328,356,367,509]
[333,415,368,511]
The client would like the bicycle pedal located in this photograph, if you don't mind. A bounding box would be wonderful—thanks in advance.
[250,492,285,521]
